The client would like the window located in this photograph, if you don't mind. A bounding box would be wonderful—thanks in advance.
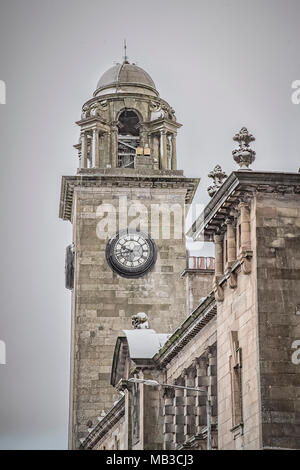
[117,109,140,168]
[229,331,243,429]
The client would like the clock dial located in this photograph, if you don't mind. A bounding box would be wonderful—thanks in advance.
[106,230,157,278]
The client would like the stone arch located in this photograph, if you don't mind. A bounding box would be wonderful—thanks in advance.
[116,107,144,129]
[116,108,143,168]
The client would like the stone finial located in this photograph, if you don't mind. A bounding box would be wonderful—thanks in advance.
[131,312,149,329]
[232,127,256,169]
[207,165,228,197]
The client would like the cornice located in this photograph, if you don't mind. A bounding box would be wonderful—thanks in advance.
[188,170,300,241]
[59,173,200,222]
[181,268,215,277]
[154,292,216,367]
[81,396,125,450]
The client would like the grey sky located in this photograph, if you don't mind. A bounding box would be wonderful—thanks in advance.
[0,0,299,449]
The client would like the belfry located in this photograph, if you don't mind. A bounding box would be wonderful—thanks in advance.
[59,56,199,449]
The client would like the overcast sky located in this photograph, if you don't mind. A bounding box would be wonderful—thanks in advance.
[0,0,299,449]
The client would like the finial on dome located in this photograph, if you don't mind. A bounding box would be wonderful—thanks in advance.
[123,39,129,64]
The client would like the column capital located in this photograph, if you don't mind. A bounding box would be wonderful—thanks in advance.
[163,386,175,399]
[174,376,185,386]
[225,217,235,226]
[194,355,208,369]
[213,233,223,243]
[238,200,249,209]
[237,194,252,209]
[205,345,216,358]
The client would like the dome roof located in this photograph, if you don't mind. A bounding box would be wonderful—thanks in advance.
[95,62,157,95]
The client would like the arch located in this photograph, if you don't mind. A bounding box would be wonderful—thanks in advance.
[117,109,140,136]
[117,108,142,169]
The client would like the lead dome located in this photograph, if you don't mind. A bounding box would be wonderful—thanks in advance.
[94,62,158,96]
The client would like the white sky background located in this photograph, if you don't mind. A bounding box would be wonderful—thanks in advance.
[0,0,299,449]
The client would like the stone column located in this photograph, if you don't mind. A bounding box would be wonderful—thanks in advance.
[207,346,217,427]
[92,128,99,167]
[148,133,153,153]
[214,234,224,277]
[160,130,168,170]
[194,357,208,434]
[173,377,185,448]
[111,125,118,168]
[226,218,236,267]
[163,387,175,450]
[140,126,147,148]
[184,368,196,441]
[171,133,177,170]
[81,132,88,169]
[239,201,251,251]
[78,146,82,169]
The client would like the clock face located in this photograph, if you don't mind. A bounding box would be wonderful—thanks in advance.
[106,230,157,278]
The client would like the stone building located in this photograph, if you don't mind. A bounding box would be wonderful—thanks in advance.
[60,57,300,450]
[59,56,199,449]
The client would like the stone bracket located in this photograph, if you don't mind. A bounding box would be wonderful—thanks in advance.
[238,250,253,274]
[224,267,237,289]
[213,277,224,302]
[230,422,244,440]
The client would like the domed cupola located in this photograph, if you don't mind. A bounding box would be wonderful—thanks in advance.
[94,62,158,97]
[75,55,181,173]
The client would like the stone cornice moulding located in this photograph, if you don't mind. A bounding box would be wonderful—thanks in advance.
[59,174,200,222]
[83,92,173,110]
[212,251,253,303]
[188,171,300,241]
[80,395,125,450]
[154,292,217,367]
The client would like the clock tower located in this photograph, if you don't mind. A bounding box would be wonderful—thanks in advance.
[59,56,199,449]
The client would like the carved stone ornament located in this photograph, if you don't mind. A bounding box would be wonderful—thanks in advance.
[90,102,101,117]
[149,101,176,121]
[131,312,149,329]
[232,127,256,169]
[81,104,90,119]
[207,165,228,198]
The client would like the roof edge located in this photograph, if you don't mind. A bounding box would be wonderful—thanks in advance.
[188,170,300,240]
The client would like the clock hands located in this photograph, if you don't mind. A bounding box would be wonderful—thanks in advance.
[116,242,144,263]
[107,231,156,277]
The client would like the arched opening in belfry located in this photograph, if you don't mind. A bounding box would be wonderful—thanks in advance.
[117,109,140,168]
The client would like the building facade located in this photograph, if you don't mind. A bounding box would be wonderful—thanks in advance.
[81,168,300,451]
[59,57,199,449]
[60,58,300,450]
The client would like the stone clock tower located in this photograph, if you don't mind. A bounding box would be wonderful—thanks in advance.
[59,56,199,449]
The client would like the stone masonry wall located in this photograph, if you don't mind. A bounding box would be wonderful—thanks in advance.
[93,416,126,450]
[184,271,214,314]
[256,193,300,449]
[165,318,217,383]
[70,184,188,448]
[216,197,261,450]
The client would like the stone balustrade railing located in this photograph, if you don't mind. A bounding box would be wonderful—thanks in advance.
[187,256,215,270]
